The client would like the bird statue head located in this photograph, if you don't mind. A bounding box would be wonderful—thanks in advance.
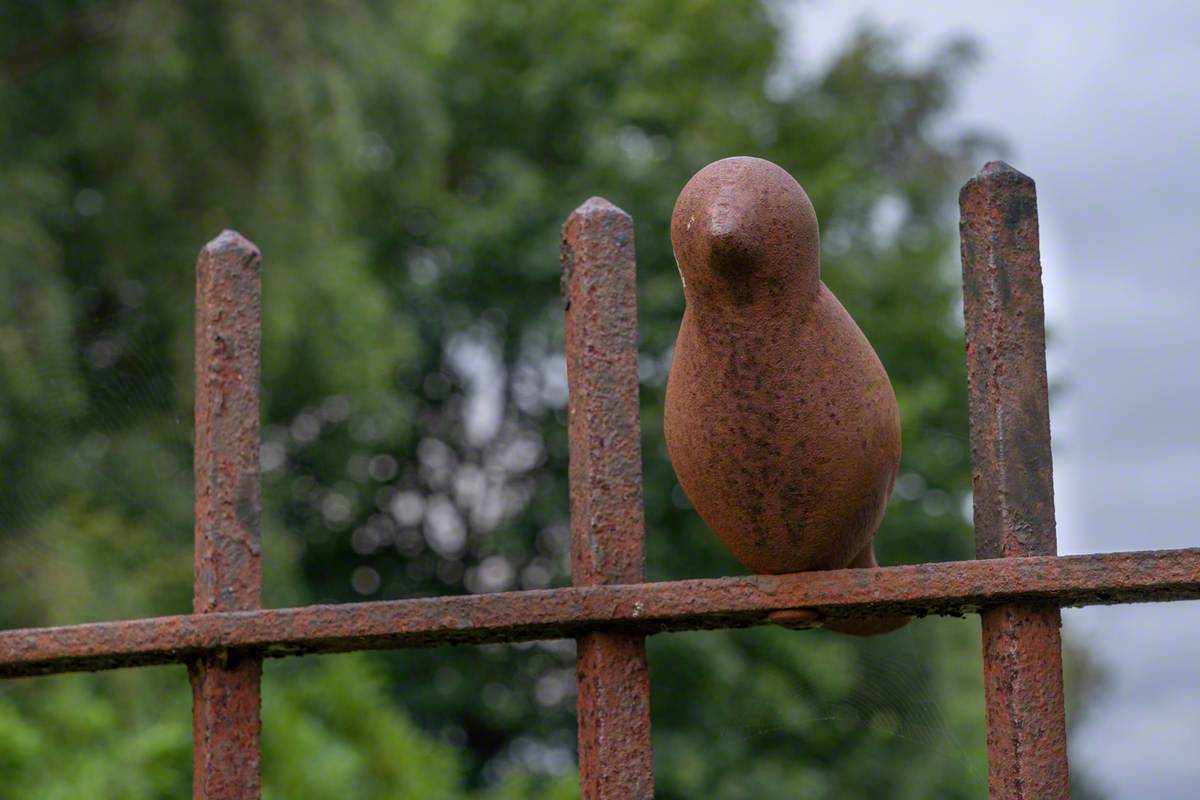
[670,156,820,308]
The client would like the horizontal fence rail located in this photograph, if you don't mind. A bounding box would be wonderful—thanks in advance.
[3,546,1198,679]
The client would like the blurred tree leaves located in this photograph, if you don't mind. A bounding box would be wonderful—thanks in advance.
[0,1,1090,798]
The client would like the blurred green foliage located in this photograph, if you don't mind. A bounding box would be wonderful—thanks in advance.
[0,1,1094,798]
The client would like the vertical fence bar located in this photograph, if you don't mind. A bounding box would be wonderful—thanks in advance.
[562,198,654,800]
[190,230,264,800]
[960,163,1070,799]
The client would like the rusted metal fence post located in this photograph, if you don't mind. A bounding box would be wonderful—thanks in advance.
[562,198,655,800]
[190,230,264,800]
[960,162,1070,799]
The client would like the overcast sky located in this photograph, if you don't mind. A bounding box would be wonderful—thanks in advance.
[790,2,1200,797]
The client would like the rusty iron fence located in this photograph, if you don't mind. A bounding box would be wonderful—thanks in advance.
[2,161,1199,799]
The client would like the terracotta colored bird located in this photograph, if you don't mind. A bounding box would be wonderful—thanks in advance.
[663,157,906,635]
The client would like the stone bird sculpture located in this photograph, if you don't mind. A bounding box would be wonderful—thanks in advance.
[664,156,906,635]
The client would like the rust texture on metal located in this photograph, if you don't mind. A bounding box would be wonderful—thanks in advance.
[961,162,1069,799]
[191,230,263,800]
[3,546,1198,680]
[194,229,264,612]
[960,161,1056,560]
[981,604,1068,799]
[665,156,905,635]
[562,196,646,587]
[562,198,654,799]
[191,652,262,800]
[576,631,654,800]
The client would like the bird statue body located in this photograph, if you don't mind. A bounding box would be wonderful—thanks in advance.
[664,157,905,635]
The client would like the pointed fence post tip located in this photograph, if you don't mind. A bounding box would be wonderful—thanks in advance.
[201,229,261,263]
[978,160,1031,181]
[960,161,1036,207]
[569,195,628,219]
[561,196,634,308]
